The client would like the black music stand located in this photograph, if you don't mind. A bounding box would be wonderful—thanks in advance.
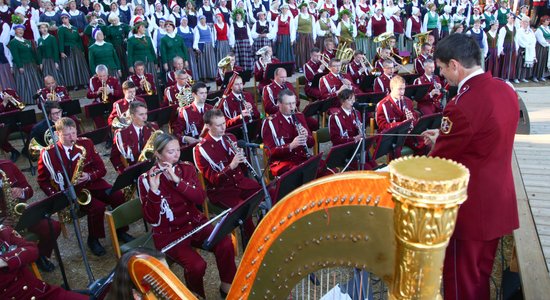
[206,90,223,106]
[374,120,413,161]
[107,161,154,195]
[0,109,37,174]
[402,74,420,85]
[226,119,261,143]
[86,102,113,121]
[355,92,386,112]
[203,189,264,251]
[269,154,322,204]
[310,73,324,89]
[16,192,72,289]
[59,100,82,117]
[325,137,377,171]
[411,113,443,135]
[222,70,253,87]
[179,142,198,162]
[405,84,430,101]
[266,62,295,80]
[78,126,110,145]
[147,106,176,128]
[359,75,377,92]
[143,94,160,111]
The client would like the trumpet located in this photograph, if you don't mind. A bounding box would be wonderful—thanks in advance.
[391,51,410,65]
[2,92,25,110]
[48,86,56,101]
[389,57,414,74]
[143,78,154,96]
[224,135,260,179]
[101,81,109,103]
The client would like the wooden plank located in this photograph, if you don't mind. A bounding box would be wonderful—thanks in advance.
[512,151,550,299]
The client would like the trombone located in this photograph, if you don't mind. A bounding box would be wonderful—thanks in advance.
[360,56,381,76]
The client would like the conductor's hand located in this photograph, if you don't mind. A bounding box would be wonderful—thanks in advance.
[148,166,162,193]
[290,134,307,151]
[421,129,440,147]
[229,149,245,170]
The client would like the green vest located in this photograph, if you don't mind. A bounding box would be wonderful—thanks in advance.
[497,8,510,25]
[427,12,438,29]
[340,22,353,43]
[540,26,550,40]
[319,19,332,37]
[297,15,312,33]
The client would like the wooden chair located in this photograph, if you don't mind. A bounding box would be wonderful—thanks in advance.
[313,127,331,155]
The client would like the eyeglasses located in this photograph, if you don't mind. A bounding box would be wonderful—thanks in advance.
[51,110,63,116]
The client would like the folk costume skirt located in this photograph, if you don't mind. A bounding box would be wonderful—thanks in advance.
[41,58,65,86]
[295,32,314,71]
[234,39,254,71]
[186,46,200,81]
[534,43,549,79]
[355,36,369,58]
[515,47,534,80]
[114,44,129,80]
[196,42,217,80]
[253,36,271,55]
[60,47,90,88]
[215,39,231,65]
[144,61,158,87]
[0,62,16,90]
[14,63,42,104]
[499,42,517,80]
[275,34,295,63]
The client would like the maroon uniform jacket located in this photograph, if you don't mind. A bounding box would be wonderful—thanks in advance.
[87,75,122,103]
[413,74,443,115]
[374,58,384,71]
[165,69,192,87]
[262,81,298,115]
[322,48,336,60]
[328,107,362,145]
[107,97,145,126]
[172,102,213,144]
[217,91,260,127]
[373,73,392,93]
[216,65,244,87]
[193,133,261,206]
[414,53,432,76]
[37,86,71,104]
[319,72,358,99]
[128,73,157,96]
[346,59,366,86]
[163,84,188,107]
[0,160,33,219]
[111,123,159,173]
[0,225,87,300]
[431,72,519,241]
[303,58,324,99]
[0,89,20,113]
[254,58,280,92]
[375,94,418,131]
[261,111,313,176]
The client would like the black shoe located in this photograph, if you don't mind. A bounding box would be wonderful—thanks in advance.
[36,256,55,272]
[117,231,135,243]
[10,150,20,162]
[219,287,228,299]
[87,237,106,256]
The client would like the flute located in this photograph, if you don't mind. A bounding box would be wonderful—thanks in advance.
[148,164,174,177]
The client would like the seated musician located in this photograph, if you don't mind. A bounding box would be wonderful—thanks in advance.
[412,59,443,115]
[0,87,26,162]
[139,132,237,298]
[128,61,156,96]
[111,101,159,174]
[346,51,369,87]
[216,52,244,88]
[263,67,298,115]
[373,60,395,93]
[319,58,359,100]
[374,48,392,71]
[328,89,362,146]
[172,82,212,145]
[303,47,326,100]
[108,81,145,127]
[163,70,191,107]
[37,75,71,104]
[414,43,433,76]
[0,160,61,272]
[193,109,260,240]
[322,38,337,60]
[37,117,134,257]
[254,46,280,92]
[86,64,123,128]
[0,225,88,299]
[218,76,260,127]
[165,56,187,87]
[29,102,63,151]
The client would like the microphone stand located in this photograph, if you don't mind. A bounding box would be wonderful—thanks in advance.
[249,146,273,210]
[39,104,95,286]
[357,107,368,171]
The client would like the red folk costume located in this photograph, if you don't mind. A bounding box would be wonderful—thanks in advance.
[0,225,88,300]
[218,91,260,127]
[328,107,362,145]
[373,73,392,93]
[171,102,213,144]
[391,15,405,35]
[138,161,236,298]
[413,74,443,115]
[370,14,387,37]
[430,72,519,300]
[303,58,324,99]
[128,73,156,96]
[262,80,298,115]
[110,123,159,173]
[86,75,123,128]
[254,57,281,92]
[0,160,61,258]
[414,53,432,76]
[107,97,145,126]
[37,138,127,239]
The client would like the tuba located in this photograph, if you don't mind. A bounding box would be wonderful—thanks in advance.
[2,91,25,110]
[0,169,27,226]
[112,110,131,130]
[58,143,92,223]
[217,56,232,73]
[413,31,432,57]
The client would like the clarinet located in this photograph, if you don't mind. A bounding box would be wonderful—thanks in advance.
[353,108,364,138]
[290,111,313,158]
[224,135,260,179]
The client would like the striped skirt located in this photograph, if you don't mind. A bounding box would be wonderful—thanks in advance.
[253,37,271,55]
[274,34,294,63]
[41,58,65,86]
[215,40,231,64]
[196,42,217,80]
[486,47,499,77]
[367,38,379,63]
[14,63,42,104]
[295,32,314,71]
[234,39,254,71]
[356,36,369,57]
[534,43,549,79]
[406,37,416,59]
[499,42,517,80]
[115,44,129,80]
[144,61,158,87]
[60,47,90,88]
[186,46,200,81]
[0,63,16,90]
[515,47,534,80]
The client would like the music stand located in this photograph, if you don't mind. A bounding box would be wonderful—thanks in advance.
[147,106,176,128]
[325,137,377,171]
[355,92,386,112]
[0,109,37,174]
[265,62,295,80]
[405,84,430,102]
[222,70,253,87]
[226,119,261,143]
[143,94,160,111]
[359,75,377,92]
[107,161,154,194]
[179,142,198,162]
[78,126,110,145]
[206,90,223,106]
[401,74,420,85]
[59,100,82,117]
[410,113,443,135]
[374,121,413,160]
[270,154,322,204]
[203,189,264,251]
[310,73,325,89]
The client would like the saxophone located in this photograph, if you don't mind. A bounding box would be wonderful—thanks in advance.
[58,143,92,223]
[1,170,27,226]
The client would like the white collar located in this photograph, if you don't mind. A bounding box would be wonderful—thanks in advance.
[14,36,26,42]
[134,33,144,38]
[95,40,105,46]
[69,9,80,15]
[41,33,50,39]
[209,132,222,142]
[62,144,73,153]
[342,107,352,115]
[194,102,205,110]
[133,124,143,133]
[166,31,176,38]
[458,68,484,91]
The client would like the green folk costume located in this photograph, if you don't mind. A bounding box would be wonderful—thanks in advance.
[127,35,157,67]
[160,34,189,65]
[88,41,121,74]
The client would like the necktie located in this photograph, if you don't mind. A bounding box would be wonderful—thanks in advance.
[138,128,144,152]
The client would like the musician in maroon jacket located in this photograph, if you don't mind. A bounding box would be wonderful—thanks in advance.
[215,52,244,88]
[138,133,236,298]
[414,43,433,76]
[376,75,418,131]
[254,46,280,93]
[165,56,188,87]
[86,64,123,128]
[108,81,145,127]
[303,47,326,99]
[319,58,359,100]
[111,101,159,174]
[262,67,298,115]
[218,76,260,127]
[422,34,519,300]
[0,160,61,272]
[412,59,443,115]
[37,117,133,257]
[373,60,394,93]
[328,89,362,145]
[321,39,336,60]
[346,51,368,88]
[0,225,88,300]
[172,82,213,145]
[193,109,260,239]
[0,88,26,162]
[37,75,71,104]
[128,61,157,96]
[163,70,191,107]
[374,48,392,71]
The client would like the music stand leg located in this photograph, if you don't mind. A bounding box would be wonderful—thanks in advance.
[250,148,272,210]
[45,214,70,290]
[16,123,35,175]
